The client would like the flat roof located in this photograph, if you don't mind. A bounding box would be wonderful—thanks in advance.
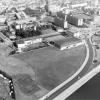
[45,35,81,47]
[41,29,60,37]
[70,13,92,20]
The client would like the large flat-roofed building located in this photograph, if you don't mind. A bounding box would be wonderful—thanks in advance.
[44,34,83,50]
[15,36,43,52]
[23,36,43,45]
[67,15,83,26]
[67,13,93,27]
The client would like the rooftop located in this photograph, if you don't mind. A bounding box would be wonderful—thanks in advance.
[45,34,81,47]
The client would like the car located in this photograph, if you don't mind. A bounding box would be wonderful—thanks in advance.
[93,59,98,63]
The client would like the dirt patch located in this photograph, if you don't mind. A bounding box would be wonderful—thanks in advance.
[0,77,11,100]
[13,74,40,96]
[37,67,60,90]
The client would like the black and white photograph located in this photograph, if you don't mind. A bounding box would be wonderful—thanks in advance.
[0,0,100,100]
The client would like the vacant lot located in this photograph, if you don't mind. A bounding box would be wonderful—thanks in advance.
[13,44,86,99]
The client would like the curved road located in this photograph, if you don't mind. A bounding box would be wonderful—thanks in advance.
[39,38,94,100]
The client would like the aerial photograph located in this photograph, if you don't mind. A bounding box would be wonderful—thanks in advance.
[0,0,100,100]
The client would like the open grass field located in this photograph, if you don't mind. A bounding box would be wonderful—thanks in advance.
[13,44,86,99]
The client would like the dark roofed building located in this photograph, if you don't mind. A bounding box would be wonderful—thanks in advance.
[23,7,44,17]
[44,34,82,50]
[23,7,36,17]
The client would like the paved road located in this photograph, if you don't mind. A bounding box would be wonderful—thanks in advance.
[13,40,86,100]
[68,69,100,100]
[41,38,94,100]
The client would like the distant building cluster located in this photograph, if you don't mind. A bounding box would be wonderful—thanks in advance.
[0,0,99,54]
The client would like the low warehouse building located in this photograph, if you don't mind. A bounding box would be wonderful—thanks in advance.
[67,13,93,27]
[15,36,43,52]
[44,35,84,50]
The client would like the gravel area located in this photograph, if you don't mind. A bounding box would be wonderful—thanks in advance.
[13,74,40,96]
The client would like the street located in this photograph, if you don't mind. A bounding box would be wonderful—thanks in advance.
[68,72,100,100]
